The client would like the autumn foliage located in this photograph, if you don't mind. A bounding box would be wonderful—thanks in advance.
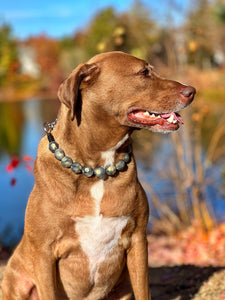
[149,221,225,267]
[1,0,225,101]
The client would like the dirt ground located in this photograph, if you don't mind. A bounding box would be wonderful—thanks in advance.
[149,265,225,300]
[1,262,225,300]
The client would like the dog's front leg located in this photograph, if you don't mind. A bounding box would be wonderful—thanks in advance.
[127,232,151,300]
[33,254,57,300]
[2,246,57,300]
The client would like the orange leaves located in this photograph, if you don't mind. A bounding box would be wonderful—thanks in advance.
[148,222,225,267]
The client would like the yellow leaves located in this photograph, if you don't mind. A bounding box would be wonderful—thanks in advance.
[188,40,199,53]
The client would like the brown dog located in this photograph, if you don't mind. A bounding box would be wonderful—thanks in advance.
[2,51,195,300]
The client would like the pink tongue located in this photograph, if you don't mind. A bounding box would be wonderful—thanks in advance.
[160,112,184,124]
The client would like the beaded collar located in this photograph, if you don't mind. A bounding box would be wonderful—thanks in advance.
[43,120,131,179]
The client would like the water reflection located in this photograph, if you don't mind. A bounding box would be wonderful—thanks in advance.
[0,99,59,246]
[0,102,23,155]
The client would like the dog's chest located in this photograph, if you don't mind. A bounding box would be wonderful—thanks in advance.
[74,214,129,280]
[72,136,131,283]
[75,215,129,257]
[73,180,130,282]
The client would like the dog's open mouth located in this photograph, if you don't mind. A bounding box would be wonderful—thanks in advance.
[127,109,184,132]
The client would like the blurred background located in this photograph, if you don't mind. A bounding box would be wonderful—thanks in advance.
[0,0,224,256]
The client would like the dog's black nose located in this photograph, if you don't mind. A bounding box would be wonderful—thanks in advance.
[180,86,196,101]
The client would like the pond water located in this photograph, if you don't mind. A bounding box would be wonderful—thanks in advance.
[0,99,59,246]
[0,99,224,246]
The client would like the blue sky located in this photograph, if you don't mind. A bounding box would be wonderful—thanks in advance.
[0,0,190,39]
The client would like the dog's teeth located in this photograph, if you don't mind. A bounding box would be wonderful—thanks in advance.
[151,114,156,117]
[167,115,174,123]
[157,115,161,119]
[172,119,178,124]
[143,111,150,116]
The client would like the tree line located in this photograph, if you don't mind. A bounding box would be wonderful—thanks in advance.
[0,0,224,93]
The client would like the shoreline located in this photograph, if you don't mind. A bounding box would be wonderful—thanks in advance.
[0,87,58,103]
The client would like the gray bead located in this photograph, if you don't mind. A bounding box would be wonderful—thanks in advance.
[105,165,117,176]
[71,162,82,174]
[127,145,132,153]
[116,160,126,171]
[82,166,94,177]
[54,149,65,161]
[123,153,130,163]
[94,167,106,178]
[61,156,73,168]
[49,141,59,153]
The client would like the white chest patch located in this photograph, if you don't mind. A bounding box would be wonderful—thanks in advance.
[101,134,129,167]
[73,134,130,283]
[75,214,129,282]
[90,180,104,216]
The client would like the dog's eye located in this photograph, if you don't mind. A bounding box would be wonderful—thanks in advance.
[139,68,150,76]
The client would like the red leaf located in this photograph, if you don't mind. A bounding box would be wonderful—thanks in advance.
[6,157,20,172]
[11,158,20,168]
[6,164,13,173]
[10,178,17,186]
[24,164,33,174]
[22,155,34,162]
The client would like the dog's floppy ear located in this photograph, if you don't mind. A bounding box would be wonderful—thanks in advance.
[58,63,100,120]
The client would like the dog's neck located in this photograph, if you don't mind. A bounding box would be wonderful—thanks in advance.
[53,105,132,168]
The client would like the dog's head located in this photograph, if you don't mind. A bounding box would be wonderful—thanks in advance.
[58,51,196,133]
